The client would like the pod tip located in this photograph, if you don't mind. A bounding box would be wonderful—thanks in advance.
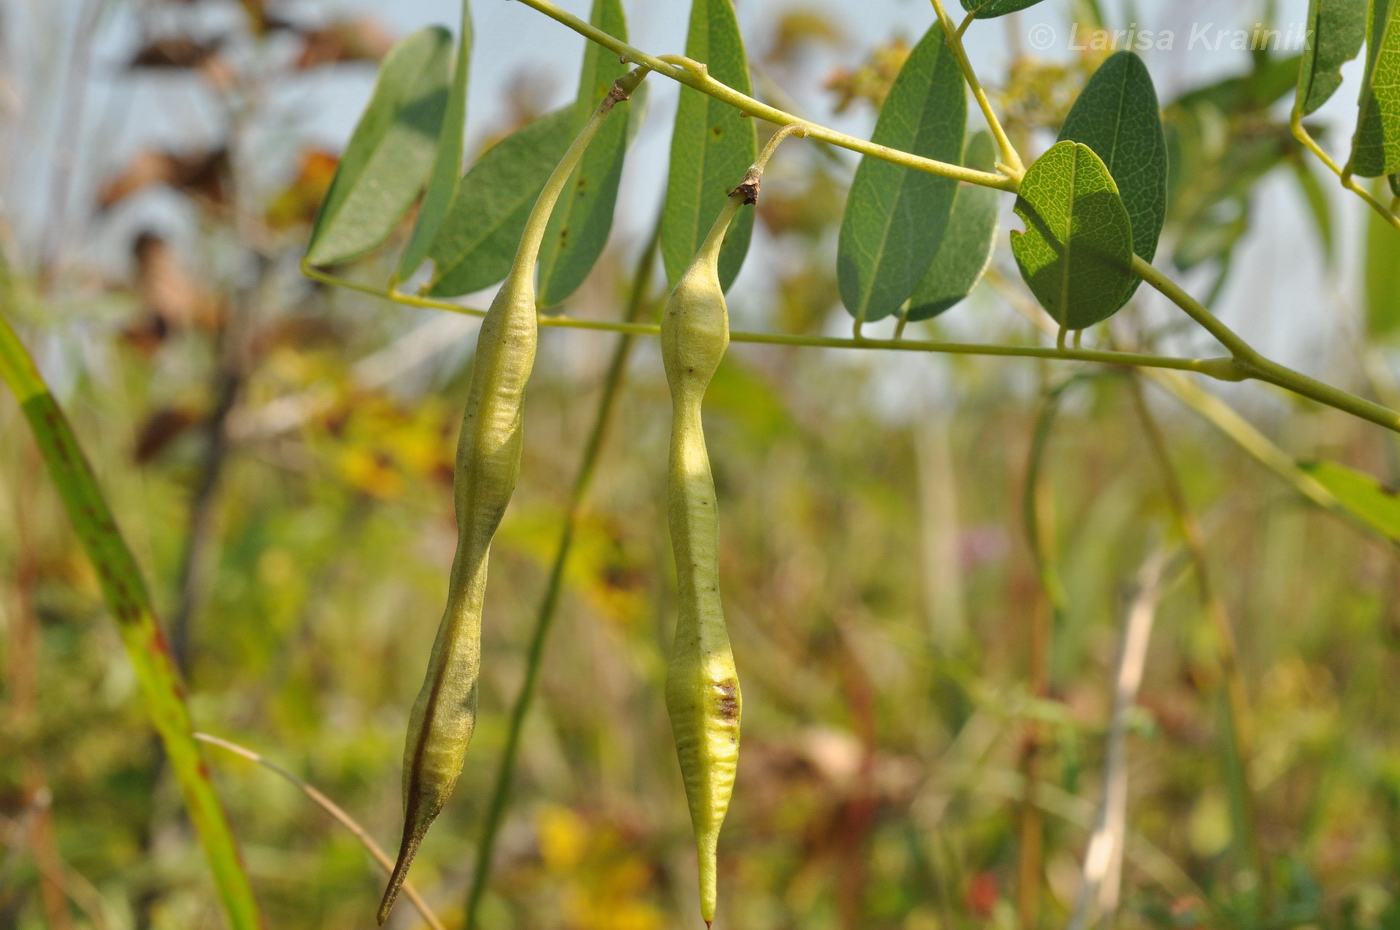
[377,829,423,925]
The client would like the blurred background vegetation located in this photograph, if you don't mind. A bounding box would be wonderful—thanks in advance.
[3,1,1400,929]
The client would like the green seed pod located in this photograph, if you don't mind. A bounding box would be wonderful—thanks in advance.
[661,190,746,928]
[379,68,648,926]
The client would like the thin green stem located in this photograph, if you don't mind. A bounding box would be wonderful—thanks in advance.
[510,0,1018,191]
[957,10,975,39]
[0,306,263,928]
[463,223,663,930]
[1024,379,1077,623]
[1240,353,1400,432]
[1141,368,1346,513]
[195,734,444,930]
[1133,254,1400,432]
[305,264,1241,377]
[927,0,1025,176]
[1291,113,1400,232]
[1131,256,1257,362]
[1124,373,1272,916]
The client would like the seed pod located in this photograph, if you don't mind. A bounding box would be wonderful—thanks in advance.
[660,123,801,927]
[378,68,648,926]
[661,190,746,928]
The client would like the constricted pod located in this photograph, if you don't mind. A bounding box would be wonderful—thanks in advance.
[378,67,648,925]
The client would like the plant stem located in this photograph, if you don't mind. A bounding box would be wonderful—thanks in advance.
[169,336,241,674]
[463,223,663,930]
[1132,254,1400,432]
[1068,549,1169,930]
[1290,114,1400,232]
[508,0,1018,191]
[926,0,1025,177]
[1016,595,1049,930]
[194,734,444,930]
[1125,373,1272,916]
[302,264,1239,377]
[0,302,264,929]
[1016,377,1081,925]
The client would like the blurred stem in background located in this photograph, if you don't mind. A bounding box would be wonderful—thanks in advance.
[1017,375,1080,929]
[1127,371,1272,919]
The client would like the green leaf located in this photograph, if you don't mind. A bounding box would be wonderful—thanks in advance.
[960,0,1048,18]
[425,108,573,297]
[1290,154,1335,262]
[1366,178,1400,337]
[1349,0,1400,176]
[837,21,966,323]
[1300,460,1400,542]
[1296,0,1367,116]
[396,4,473,283]
[660,0,758,292]
[1057,50,1167,306]
[907,131,999,322]
[306,27,453,267]
[1010,140,1135,330]
[537,0,630,308]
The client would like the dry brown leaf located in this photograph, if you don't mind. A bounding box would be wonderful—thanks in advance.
[98,148,229,209]
[293,19,394,69]
[134,406,201,462]
[131,231,223,331]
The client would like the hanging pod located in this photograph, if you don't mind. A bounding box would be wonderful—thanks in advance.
[378,67,648,925]
[661,125,800,926]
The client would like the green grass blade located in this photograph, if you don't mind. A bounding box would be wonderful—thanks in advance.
[425,108,573,297]
[1011,141,1135,331]
[1349,0,1400,176]
[395,4,473,283]
[837,20,966,323]
[1299,460,1400,541]
[1058,50,1167,306]
[306,27,453,267]
[537,0,631,308]
[659,0,757,292]
[0,307,263,929]
[907,131,999,322]
[1296,0,1367,116]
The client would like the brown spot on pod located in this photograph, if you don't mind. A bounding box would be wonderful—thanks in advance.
[715,679,739,721]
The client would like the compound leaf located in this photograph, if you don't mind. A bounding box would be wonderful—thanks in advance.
[307,27,452,267]
[426,108,573,297]
[837,20,966,323]
[1010,140,1135,330]
[907,131,999,321]
[660,0,757,292]
[1057,50,1167,306]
